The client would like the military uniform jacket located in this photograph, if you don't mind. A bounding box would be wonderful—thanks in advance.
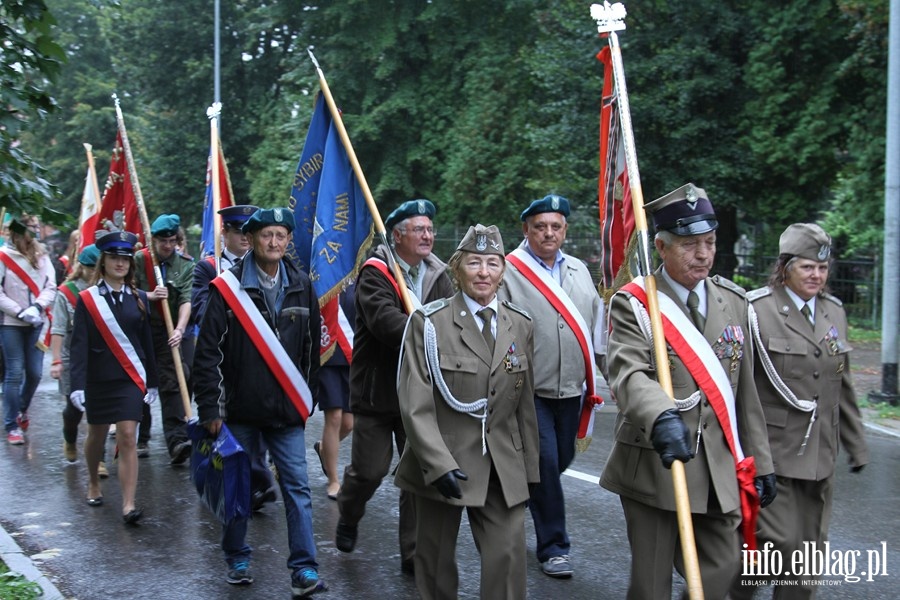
[349,244,454,416]
[499,242,604,399]
[134,248,194,327]
[395,294,540,507]
[748,286,868,480]
[600,272,773,514]
[69,282,158,392]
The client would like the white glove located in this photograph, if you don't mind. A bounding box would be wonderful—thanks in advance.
[70,390,86,412]
[143,387,159,405]
[17,305,42,326]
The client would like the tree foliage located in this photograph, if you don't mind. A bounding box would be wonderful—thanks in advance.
[16,0,890,258]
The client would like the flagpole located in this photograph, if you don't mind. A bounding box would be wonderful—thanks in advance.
[208,103,223,273]
[306,49,415,315]
[112,94,193,420]
[591,4,703,598]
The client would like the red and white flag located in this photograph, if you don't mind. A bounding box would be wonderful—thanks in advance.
[96,130,143,244]
[77,155,101,251]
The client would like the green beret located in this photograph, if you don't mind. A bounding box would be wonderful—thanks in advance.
[644,183,718,236]
[520,194,571,221]
[456,224,505,257]
[241,207,295,234]
[779,223,831,261]
[384,199,436,231]
[78,244,100,267]
[151,214,181,237]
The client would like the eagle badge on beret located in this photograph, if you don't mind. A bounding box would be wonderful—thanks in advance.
[476,234,487,252]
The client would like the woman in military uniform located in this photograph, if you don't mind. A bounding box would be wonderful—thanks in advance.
[395,224,538,600]
[731,223,869,598]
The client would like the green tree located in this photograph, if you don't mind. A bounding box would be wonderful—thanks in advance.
[0,0,66,221]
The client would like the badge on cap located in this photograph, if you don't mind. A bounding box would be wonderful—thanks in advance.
[476,234,487,252]
[551,196,560,210]
[817,245,829,261]
[242,206,253,215]
[275,209,284,223]
[119,232,127,241]
[686,186,698,210]
[416,200,426,215]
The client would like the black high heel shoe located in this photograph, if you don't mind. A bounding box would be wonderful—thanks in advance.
[86,497,104,507]
[122,508,143,525]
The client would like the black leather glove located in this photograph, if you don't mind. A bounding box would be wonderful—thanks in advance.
[650,409,694,469]
[851,464,865,473]
[432,469,468,499]
[755,473,777,508]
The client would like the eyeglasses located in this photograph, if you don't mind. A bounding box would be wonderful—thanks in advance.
[401,226,434,236]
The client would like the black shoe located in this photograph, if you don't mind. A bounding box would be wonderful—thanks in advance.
[313,441,327,476]
[251,487,277,512]
[86,496,104,507]
[170,440,191,465]
[335,520,358,553]
[401,558,415,576]
[123,508,143,525]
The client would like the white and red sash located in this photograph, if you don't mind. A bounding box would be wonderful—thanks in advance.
[0,250,53,347]
[320,296,353,363]
[79,286,147,393]
[211,270,313,422]
[506,248,603,441]
[622,277,760,549]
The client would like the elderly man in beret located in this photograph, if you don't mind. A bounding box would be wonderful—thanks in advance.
[601,183,775,598]
[194,207,323,596]
[396,224,538,599]
[730,224,868,598]
[335,198,454,574]
[498,193,606,579]
[133,213,196,463]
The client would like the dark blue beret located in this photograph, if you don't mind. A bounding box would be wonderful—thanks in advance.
[95,231,138,256]
[218,204,259,225]
[644,183,718,236]
[241,207,295,234]
[520,194,571,221]
[384,199,436,231]
[150,214,181,237]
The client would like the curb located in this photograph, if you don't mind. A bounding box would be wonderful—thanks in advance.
[863,420,900,439]
[0,524,66,600]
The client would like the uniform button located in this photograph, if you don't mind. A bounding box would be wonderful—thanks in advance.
[634,437,641,443]
[813,371,820,379]
[491,389,496,396]
[703,422,709,429]
[486,427,491,433]
[559,392,564,397]
[456,361,461,368]
[786,345,791,351]
[813,394,819,400]
[489,407,494,414]
[703,401,709,407]
[559,323,565,329]
[814,349,821,357]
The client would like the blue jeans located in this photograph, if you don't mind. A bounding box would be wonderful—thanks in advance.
[221,423,317,575]
[1,325,43,432]
[529,395,580,562]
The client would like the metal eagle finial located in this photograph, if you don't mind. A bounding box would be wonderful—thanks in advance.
[590,2,627,33]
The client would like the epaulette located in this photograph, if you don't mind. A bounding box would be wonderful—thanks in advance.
[820,292,844,307]
[421,298,450,316]
[710,274,746,297]
[502,300,532,320]
[745,287,772,303]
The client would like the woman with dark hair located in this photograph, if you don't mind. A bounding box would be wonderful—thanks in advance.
[731,223,869,597]
[0,215,57,445]
[69,231,158,524]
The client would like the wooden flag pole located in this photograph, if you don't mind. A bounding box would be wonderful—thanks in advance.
[112,94,193,420]
[591,3,703,598]
[307,49,415,315]
[207,103,224,274]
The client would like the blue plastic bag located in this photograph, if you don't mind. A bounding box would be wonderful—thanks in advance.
[187,418,251,524]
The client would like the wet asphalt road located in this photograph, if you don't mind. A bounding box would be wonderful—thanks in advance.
[1,356,899,599]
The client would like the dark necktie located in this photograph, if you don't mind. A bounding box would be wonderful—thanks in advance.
[479,307,495,354]
[408,264,419,280]
[800,304,814,330]
[687,290,705,332]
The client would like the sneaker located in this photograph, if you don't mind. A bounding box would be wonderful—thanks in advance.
[98,461,110,479]
[291,568,322,597]
[170,440,191,465]
[541,555,573,578]
[226,561,254,585]
[7,429,24,445]
[64,442,77,462]
[335,520,358,553]
[16,412,29,432]
[137,442,150,458]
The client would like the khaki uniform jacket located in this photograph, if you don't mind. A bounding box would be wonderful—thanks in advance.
[748,286,868,479]
[600,273,773,513]
[499,243,604,398]
[395,293,540,507]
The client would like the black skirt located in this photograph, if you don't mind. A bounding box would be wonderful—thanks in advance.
[85,379,144,425]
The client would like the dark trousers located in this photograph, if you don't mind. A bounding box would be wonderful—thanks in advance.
[150,323,191,455]
[529,395,580,562]
[338,411,415,563]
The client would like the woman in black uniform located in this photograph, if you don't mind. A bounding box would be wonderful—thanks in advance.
[69,231,158,524]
